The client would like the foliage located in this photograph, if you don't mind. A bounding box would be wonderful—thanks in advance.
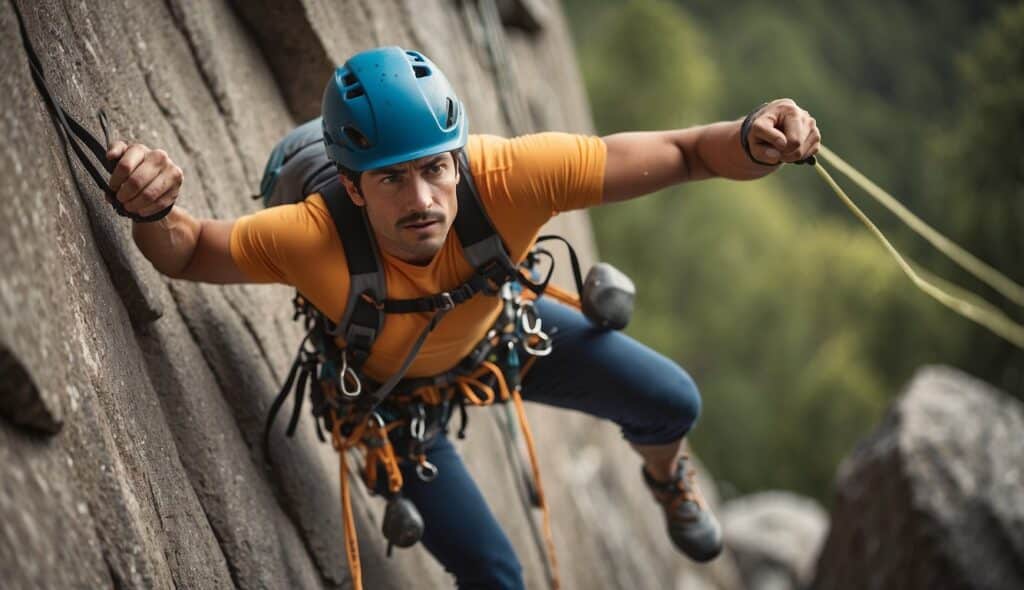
[931,3,1024,393]
[564,0,1020,501]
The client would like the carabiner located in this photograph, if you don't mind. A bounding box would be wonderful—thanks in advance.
[339,351,362,398]
[410,405,427,442]
[415,460,439,482]
[523,331,553,357]
[517,300,544,335]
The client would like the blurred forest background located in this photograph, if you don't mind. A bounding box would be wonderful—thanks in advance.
[562,0,1024,503]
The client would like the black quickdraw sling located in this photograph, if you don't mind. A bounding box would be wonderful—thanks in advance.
[14,5,173,223]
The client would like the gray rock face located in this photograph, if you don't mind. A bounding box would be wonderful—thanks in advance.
[721,491,828,590]
[1,1,738,589]
[814,366,1024,590]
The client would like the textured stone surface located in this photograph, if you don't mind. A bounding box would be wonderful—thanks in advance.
[720,491,828,590]
[814,366,1024,590]
[1,0,734,588]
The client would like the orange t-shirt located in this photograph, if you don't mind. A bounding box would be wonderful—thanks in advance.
[230,132,606,381]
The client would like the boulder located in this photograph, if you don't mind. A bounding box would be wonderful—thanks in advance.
[720,491,828,590]
[813,366,1024,590]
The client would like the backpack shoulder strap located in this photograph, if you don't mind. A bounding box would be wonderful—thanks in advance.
[319,179,386,369]
[452,151,515,272]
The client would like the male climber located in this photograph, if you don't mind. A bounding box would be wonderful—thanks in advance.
[112,47,819,589]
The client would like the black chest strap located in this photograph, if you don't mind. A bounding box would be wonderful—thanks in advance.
[320,180,386,368]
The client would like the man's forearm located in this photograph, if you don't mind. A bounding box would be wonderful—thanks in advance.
[132,207,203,278]
[688,120,776,181]
[601,99,820,203]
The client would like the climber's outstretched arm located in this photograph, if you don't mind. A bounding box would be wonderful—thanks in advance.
[107,140,249,284]
[600,98,820,203]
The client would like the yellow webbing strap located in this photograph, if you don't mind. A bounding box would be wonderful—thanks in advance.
[811,149,1024,349]
[817,146,1024,307]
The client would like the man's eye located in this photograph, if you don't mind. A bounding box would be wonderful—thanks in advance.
[381,175,400,184]
[427,164,445,175]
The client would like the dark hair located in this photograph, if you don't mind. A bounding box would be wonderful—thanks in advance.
[339,149,463,195]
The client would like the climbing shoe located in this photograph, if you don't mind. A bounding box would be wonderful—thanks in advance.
[643,455,723,562]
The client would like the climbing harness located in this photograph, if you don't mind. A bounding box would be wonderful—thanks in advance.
[265,238,586,590]
[14,5,173,223]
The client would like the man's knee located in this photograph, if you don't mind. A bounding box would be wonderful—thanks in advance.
[631,367,702,443]
[662,367,702,432]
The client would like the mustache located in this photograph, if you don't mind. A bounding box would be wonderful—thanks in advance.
[396,211,445,228]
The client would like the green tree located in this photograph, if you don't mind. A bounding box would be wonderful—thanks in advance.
[579,0,719,132]
[933,3,1024,394]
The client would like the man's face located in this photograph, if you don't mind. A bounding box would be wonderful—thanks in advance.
[341,152,460,265]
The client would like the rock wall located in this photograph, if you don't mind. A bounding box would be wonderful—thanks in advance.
[814,366,1024,590]
[1,1,739,588]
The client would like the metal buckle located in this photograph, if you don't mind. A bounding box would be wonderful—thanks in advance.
[439,292,455,311]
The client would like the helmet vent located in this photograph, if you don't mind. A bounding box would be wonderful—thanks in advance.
[445,97,457,128]
[342,126,372,150]
[413,65,431,78]
[406,51,426,62]
[345,86,365,99]
[342,73,358,87]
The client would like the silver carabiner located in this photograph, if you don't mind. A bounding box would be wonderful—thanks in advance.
[410,406,427,442]
[517,300,544,335]
[370,412,386,430]
[523,331,553,357]
[416,460,439,482]
[339,351,362,398]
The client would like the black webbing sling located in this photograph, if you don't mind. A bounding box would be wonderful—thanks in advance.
[14,4,173,223]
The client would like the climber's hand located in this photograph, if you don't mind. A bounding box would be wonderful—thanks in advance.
[106,141,183,219]
[745,99,820,165]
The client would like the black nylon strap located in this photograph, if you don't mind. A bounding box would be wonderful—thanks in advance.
[356,306,453,416]
[320,180,384,367]
[262,340,307,458]
[452,151,504,250]
[321,180,379,275]
[14,4,173,223]
[287,366,310,436]
[381,274,490,313]
[535,234,585,296]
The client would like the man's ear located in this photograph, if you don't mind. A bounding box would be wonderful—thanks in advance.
[339,175,365,207]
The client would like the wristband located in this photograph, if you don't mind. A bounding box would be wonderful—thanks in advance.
[132,204,175,223]
[740,103,778,167]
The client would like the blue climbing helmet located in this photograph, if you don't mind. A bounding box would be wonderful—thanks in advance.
[322,47,467,172]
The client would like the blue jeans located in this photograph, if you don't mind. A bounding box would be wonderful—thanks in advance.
[389,297,701,589]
